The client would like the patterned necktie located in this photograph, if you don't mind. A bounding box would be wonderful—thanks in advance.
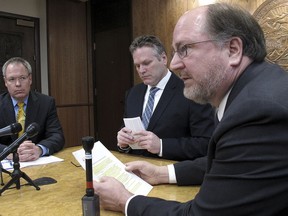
[17,102,25,137]
[142,87,159,129]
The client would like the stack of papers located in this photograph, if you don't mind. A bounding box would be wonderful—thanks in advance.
[1,156,64,170]
[123,116,145,149]
[72,141,153,195]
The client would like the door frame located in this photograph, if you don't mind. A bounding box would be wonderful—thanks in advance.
[0,11,41,93]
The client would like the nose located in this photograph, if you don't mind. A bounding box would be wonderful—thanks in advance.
[170,54,184,71]
[138,65,146,74]
[15,79,21,86]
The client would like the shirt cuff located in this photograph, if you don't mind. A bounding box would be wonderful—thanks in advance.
[125,194,139,216]
[168,164,177,184]
[158,139,163,157]
[117,145,132,153]
[37,144,49,156]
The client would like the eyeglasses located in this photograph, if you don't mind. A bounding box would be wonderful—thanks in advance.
[5,74,30,84]
[172,39,216,59]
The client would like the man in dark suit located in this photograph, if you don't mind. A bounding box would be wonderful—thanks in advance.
[93,3,288,215]
[0,57,64,162]
[117,35,215,161]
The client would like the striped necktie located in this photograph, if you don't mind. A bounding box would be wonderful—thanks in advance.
[142,87,159,129]
[17,102,25,137]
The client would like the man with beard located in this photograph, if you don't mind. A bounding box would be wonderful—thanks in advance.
[93,3,288,215]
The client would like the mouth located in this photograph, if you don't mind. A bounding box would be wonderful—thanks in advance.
[14,90,24,94]
[141,75,150,79]
[180,75,189,82]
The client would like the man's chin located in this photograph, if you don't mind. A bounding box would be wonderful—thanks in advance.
[184,88,206,104]
[12,93,27,100]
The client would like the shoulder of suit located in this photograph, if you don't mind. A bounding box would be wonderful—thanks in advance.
[29,91,54,102]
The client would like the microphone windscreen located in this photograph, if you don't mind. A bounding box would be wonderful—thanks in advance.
[82,136,95,152]
[11,122,22,134]
[26,122,40,138]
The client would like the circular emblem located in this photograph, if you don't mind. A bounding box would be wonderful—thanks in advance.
[253,0,288,71]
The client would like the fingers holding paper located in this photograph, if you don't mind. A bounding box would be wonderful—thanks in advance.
[133,131,161,154]
[93,176,133,212]
[125,161,169,185]
[117,127,135,148]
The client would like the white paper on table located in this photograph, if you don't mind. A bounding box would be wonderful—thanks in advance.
[72,141,153,196]
[1,155,64,170]
[123,116,145,149]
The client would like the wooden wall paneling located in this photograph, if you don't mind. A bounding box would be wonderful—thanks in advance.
[57,106,90,148]
[47,0,94,148]
[132,0,192,84]
[166,0,196,62]
[47,0,88,104]
[86,1,95,136]
[216,0,266,13]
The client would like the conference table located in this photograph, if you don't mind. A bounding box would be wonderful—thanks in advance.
[0,146,200,216]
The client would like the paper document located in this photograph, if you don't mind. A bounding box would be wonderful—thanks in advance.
[1,155,64,170]
[123,116,145,149]
[72,141,153,195]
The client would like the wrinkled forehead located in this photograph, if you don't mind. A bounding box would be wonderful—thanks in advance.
[172,7,208,46]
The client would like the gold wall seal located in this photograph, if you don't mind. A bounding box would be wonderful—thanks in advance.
[253,0,288,71]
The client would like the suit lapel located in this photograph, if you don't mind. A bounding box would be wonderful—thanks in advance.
[2,94,16,125]
[148,73,179,130]
[135,84,147,117]
[207,62,262,173]
[225,63,260,112]
[1,94,18,140]
[25,92,39,128]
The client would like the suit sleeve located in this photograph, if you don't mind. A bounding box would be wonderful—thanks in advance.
[128,195,193,216]
[127,98,288,215]
[174,156,207,185]
[162,103,215,161]
[36,98,65,155]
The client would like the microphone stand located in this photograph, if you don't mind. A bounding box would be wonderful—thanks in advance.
[0,151,40,196]
[81,136,100,216]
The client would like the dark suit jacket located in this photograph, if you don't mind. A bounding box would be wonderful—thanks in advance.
[0,91,65,155]
[121,72,215,161]
[128,62,288,215]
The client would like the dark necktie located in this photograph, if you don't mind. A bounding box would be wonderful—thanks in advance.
[142,87,159,129]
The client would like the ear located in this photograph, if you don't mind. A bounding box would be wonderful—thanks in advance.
[228,37,243,66]
[161,52,168,65]
[4,78,8,88]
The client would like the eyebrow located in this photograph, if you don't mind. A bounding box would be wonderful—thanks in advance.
[173,42,182,48]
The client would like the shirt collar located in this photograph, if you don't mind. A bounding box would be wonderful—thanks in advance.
[147,69,171,91]
[217,88,232,121]
[12,96,29,107]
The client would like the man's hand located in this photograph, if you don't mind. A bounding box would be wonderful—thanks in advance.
[117,127,135,149]
[125,161,169,185]
[17,140,42,162]
[93,176,133,212]
[133,131,161,154]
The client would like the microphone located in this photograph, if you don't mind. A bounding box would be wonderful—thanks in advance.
[0,122,39,161]
[81,136,100,216]
[0,123,22,137]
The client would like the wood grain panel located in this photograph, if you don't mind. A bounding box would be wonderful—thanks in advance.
[57,106,92,148]
[47,0,94,148]
[132,0,193,84]
[47,0,89,105]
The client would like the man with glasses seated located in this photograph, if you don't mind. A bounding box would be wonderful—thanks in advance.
[0,57,65,162]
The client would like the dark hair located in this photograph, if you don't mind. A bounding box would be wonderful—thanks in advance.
[129,35,167,57]
[2,57,32,77]
[205,3,267,61]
